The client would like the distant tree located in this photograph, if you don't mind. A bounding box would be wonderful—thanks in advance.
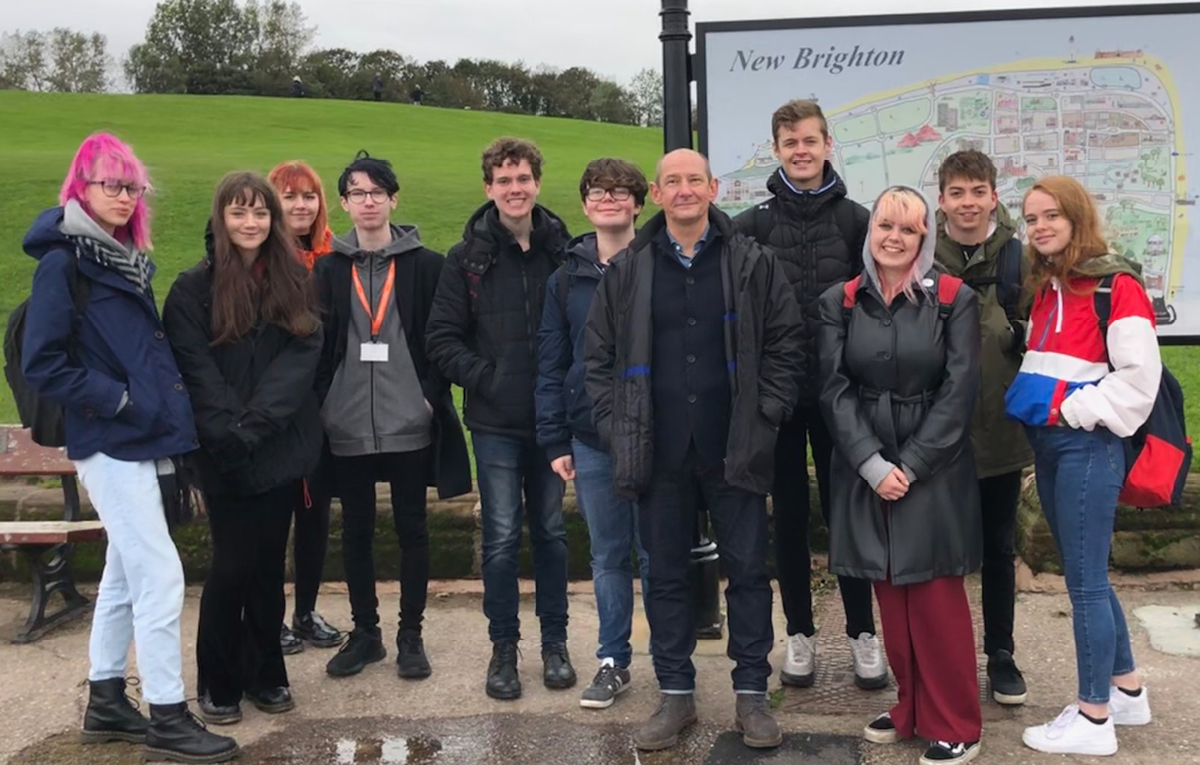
[46,29,111,92]
[355,49,416,101]
[629,67,663,127]
[0,30,49,91]
[245,0,314,96]
[590,80,636,124]
[298,47,358,99]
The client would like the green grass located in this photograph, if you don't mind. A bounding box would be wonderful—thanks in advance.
[0,90,663,423]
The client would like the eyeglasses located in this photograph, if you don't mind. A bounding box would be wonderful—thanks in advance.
[344,189,391,205]
[87,180,146,199]
[586,187,633,202]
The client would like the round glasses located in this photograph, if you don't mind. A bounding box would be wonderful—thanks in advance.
[87,180,146,199]
[344,189,391,205]
[585,187,633,202]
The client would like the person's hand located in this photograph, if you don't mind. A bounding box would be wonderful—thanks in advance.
[551,455,576,482]
[875,467,910,501]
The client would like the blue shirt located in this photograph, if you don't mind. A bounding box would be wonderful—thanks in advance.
[664,224,713,269]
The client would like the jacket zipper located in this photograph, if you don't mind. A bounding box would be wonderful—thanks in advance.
[520,257,536,360]
[369,256,379,452]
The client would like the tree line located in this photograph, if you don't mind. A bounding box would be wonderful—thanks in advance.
[1,0,664,127]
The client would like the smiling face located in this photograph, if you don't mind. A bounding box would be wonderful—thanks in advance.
[870,192,928,275]
[1023,189,1073,259]
[279,185,320,237]
[773,116,832,190]
[650,150,717,228]
[582,187,641,232]
[224,193,272,260]
[939,175,997,244]
[485,159,540,223]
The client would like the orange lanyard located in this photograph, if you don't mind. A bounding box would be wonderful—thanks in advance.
[351,261,395,340]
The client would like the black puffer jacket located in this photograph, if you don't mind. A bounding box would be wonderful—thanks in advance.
[163,257,323,498]
[426,202,570,438]
[583,208,803,498]
[734,165,868,405]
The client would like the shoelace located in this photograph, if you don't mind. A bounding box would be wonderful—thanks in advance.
[1045,704,1081,738]
[593,663,621,689]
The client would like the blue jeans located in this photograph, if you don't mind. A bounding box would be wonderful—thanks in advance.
[1027,426,1136,704]
[473,432,568,644]
[572,438,649,668]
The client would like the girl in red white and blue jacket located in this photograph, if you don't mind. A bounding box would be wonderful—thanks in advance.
[1005,175,1159,757]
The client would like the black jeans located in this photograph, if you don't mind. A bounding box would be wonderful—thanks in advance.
[773,405,876,638]
[639,447,773,693]
[196,482,298,706]
[980,470,1022,656]
[334,448,430,636]
[291,451,333,617]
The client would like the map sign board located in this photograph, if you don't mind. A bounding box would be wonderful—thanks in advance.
[696,4,1200,341]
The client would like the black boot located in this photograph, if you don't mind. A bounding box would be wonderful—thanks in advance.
[486,640,521,700]
[80,678,149,744]
[144,702,240,764]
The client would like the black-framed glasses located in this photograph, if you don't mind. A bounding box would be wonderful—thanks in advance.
[586,186,633,202]
[344,189,390,205]
[87,180,146,199]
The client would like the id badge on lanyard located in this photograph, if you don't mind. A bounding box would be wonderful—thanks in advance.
[353,262,395,363]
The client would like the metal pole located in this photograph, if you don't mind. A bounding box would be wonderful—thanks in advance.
[660,0,693,152]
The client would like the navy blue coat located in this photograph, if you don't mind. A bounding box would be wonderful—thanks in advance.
[535,234,607,461]
[21,207,198,462]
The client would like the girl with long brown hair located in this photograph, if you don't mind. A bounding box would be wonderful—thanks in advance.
[163,171,323,725]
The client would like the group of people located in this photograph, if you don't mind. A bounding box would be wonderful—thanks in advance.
[18,95,1161,765]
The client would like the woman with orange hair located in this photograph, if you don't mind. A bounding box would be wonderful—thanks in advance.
[267,161,343,654]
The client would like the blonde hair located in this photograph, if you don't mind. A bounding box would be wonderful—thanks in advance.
[872,187,928,303]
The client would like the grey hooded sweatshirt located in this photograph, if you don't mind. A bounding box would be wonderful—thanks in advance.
[321,224,432,456]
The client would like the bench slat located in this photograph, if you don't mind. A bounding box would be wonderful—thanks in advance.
[0,521,106,545]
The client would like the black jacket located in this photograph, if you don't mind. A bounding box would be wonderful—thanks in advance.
[734,165,868,406]
[583,208,803,497]
[162,259,323,498]
[313,244,472,500]
[426,202,570,439]
[817,271,982,585]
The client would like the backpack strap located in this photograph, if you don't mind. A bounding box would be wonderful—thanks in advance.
[841,274,863,324]
[832,199,868,270]
[1095,274,1116,370]
[936,273,964,321]
[962,238,1023,322]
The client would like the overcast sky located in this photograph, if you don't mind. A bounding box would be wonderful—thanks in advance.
[4,0,1178,84]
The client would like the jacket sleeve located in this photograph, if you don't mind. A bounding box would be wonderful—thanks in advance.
[415,252,450,407]
[897,285,982,480]
[583,267,617,450]
[756,251,803,426]
[233,323,323,448]
[313,258,337,405]
[21,250,125,417]
[424,246,493,394]
[536,268,573,461]
[850,205,869,278]
[816,286,885,470]
[731,205,760,240]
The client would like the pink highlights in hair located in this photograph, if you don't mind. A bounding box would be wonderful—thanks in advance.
[872,188,929,303]
[59,133,153,251]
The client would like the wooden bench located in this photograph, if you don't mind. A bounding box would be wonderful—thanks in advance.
[0,427,104,643]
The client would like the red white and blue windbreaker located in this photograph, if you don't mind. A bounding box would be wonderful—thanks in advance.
[1005,273,1162,437]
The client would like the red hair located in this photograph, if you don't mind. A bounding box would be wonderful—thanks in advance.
[268,161,329,245]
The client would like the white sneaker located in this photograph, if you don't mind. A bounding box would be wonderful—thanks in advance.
[1022,704,1118,756]
[780,633,815,687]
[1108,686,1151,726]
[848,632,888,690]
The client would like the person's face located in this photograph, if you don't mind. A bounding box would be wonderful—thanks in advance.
[772,117,832,187]
[582,185,641,231]
[485,159,540,221]
[870,211,924,272]
[224,195,271,258]
[84,175,143,232]
[1023,189,1073,258]
[650,152,717,227]
[279,185,320,237]
[939,176,998,238]
[340,171,397,231]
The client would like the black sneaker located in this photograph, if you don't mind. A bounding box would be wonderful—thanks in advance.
[863,712,898,744]
[280,623,304,655]
[293,611,343,648]
[486,640,522,700]
[920,740,980,764]
[396,632,432,679]
[325,628,386,678]
[542,641,577,689]
[580,659,631,709]
[987,650,1027,705]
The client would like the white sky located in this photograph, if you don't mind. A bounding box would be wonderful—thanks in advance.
[3,0,1182,85]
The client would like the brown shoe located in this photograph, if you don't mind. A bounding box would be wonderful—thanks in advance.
[735,693,782,748]
[633,693,697,751]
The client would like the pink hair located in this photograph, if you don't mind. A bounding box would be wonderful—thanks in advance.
[59,133,153,251]
[872,188,928,304]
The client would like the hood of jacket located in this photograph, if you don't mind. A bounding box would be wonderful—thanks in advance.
[24,201,132,261]
[332,223,425,262]
[460,201,570,256]
[861,185,938,291]
[564,233,607,279]
[1072,252,1144,283]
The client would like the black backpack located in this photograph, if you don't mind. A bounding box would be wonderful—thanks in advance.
[3,256,90,448]
[963,238,1024,323]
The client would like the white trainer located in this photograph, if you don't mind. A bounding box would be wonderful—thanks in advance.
[780,632,815,687]
[1022,704,1118,756]
[1108,686,1151,726]
[848,632,888,690]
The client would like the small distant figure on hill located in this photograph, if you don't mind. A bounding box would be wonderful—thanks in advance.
[410,84,424,106]
[373,75,383,102]
[291,76,305,98]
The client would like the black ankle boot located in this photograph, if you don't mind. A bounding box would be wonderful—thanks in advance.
[80,678,148,744]
[145,702,240,764]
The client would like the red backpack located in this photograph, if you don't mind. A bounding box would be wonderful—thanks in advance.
[842,272,963,318]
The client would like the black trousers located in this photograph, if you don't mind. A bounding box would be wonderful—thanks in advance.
[291,452,333,617]
[196,482,299,706]
[773,405,876,638]
[980,470,1022,656]
[334,448,430,636]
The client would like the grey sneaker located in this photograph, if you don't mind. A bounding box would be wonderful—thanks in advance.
[633,693,697,751]
[734,693,783,749]
[849,632,888,690]
[780,632,815,687]
[580,658,631,709]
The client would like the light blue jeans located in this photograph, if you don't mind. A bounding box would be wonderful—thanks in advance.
[75,453,186,705]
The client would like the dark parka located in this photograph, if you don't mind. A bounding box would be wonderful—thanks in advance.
[426,202,570,439]
[817,188,983,586]
[583,207,804,498]
[313,239,472,500]
[733,165,868,406]
[162,256,323,498]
